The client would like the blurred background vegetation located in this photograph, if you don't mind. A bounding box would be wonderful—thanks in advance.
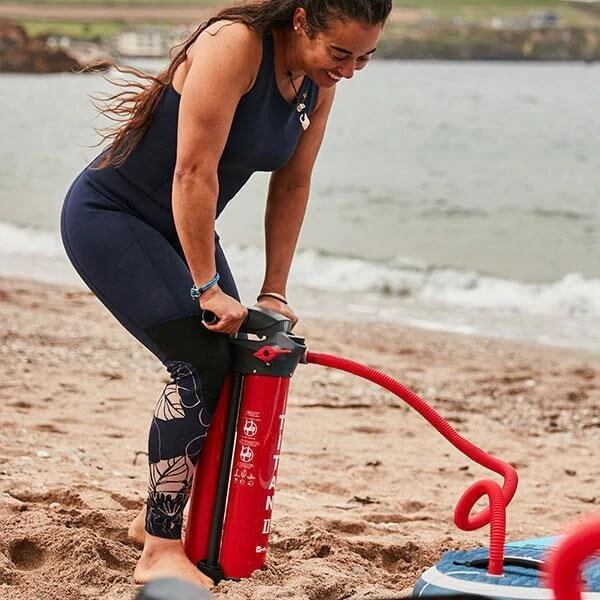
[1,0,596,40]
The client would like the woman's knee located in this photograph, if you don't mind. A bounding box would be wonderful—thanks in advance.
[145,316,231,414]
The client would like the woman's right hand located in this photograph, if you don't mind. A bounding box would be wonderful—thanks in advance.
[199,285,248,335]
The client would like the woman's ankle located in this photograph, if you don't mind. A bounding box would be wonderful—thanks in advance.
[142,533,183,554]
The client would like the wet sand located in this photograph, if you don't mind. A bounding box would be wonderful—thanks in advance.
[1,276,599,599]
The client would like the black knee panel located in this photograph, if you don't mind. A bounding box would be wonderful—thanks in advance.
[145,316,231,414]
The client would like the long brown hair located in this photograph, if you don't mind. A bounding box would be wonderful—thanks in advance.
[94,0,392,169]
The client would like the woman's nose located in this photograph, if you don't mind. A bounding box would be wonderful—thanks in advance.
[339,60,356,79]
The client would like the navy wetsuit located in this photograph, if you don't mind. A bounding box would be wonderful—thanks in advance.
[61,32,319,539]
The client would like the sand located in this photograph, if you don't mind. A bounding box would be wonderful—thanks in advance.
[0,275,599,599]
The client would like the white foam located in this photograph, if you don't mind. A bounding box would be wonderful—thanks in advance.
[421,270,600,318]
[226,241,600,320]
[1,220,598,343]
[9,217,595,322]
[1,221,64,258]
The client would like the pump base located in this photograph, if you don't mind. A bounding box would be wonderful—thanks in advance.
[195,561,239,585]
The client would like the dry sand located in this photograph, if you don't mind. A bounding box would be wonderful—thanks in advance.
[1,276,599,599]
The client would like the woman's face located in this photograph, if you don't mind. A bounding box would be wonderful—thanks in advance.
[294,10,384,88]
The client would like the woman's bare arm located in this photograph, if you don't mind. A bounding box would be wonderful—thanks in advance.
[261,85,336,299]
[172,22,261,287]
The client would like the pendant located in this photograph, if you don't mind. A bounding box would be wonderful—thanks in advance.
[296,102,306,113]
[299,112,310,131]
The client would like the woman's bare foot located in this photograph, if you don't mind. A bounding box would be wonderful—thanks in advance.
[134,534,213,588]
[127,505,147,549]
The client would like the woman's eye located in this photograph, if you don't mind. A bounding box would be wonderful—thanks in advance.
[331,52,346,61]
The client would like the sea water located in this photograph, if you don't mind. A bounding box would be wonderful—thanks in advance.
[0,60,598,351]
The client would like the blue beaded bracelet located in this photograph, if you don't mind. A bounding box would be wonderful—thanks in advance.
[190,273,220,299]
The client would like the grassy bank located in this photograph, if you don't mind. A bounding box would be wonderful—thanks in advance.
[0,0,217,4]
[22,20,128,39]
[414,3,599,27]
[10,1,600,37]
[8,0,600,52]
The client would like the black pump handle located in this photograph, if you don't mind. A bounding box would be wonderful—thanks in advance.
[201,306,291,336]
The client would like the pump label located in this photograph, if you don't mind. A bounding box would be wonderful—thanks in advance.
[243,419,258,437]
[239,445,254,463]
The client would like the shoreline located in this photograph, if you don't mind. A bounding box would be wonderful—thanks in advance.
[3,255,600,356]
[1,3,599,70]
[1,275,599,598]
[1,227,600,355]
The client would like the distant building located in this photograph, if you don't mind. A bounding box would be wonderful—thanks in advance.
[561,0,600,13]
[490,16,531,31]
[46,36,72,51]
[110,30,167,58]
[107,26,194,59]
[530,11,559,28]
[490,11,559,30]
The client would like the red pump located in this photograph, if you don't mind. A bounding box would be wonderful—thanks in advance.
[184,308,305,581]
[184,308,517,582]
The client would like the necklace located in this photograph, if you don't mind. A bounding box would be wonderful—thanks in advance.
[285,69,310,131]
[282,33,310,131]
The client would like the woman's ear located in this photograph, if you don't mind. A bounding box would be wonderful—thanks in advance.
[293,7,311,37]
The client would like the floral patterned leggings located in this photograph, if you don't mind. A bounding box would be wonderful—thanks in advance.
[142,318,231,539]
[61,182,235,539]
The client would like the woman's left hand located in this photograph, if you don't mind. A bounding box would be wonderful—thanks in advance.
[255,296,298,329]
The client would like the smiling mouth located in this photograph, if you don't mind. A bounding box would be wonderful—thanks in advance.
[326,70,342,82]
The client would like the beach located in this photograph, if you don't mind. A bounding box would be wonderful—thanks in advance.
[1,275,599,599]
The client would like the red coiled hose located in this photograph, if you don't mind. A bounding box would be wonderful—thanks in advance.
[306,351,518,575]
[454,479,506,576]
[545,518,600,600]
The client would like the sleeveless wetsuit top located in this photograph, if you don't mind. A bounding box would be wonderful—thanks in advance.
[85,32,319,235]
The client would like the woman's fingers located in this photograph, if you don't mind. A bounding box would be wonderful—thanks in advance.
[202,308,247,334]
[199,287,248,334]
[203,315,244,334]
[254,298,299,329]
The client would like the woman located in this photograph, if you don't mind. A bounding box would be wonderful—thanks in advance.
[61,0,391,588]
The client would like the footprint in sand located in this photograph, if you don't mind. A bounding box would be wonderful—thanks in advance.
[403,500,426,513]
[100,372,125,381]
[96,543,130,572]
[70,510,132,545]
[318,518,368,535]
[9,539,47,570]
[33,423,67,435]
[346,538,425,574]
[7,401,35,410]
[109,492,142,510]
[306,579,354,600]
[351,425,386,434]
[8,488,87,509]
[379,541,424,573]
